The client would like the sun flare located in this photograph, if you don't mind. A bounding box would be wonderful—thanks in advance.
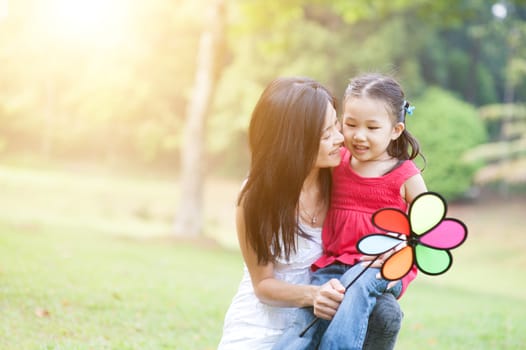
[41,0,132,45]
[0,0,8,21]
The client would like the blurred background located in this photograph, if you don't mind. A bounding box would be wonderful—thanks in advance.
[1,0,525,349]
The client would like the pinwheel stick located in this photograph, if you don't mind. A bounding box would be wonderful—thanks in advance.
[299,254,381,337]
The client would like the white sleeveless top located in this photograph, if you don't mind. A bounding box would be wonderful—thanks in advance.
[218,223,322,349]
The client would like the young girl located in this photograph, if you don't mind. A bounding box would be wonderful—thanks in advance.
[273,73,427,350]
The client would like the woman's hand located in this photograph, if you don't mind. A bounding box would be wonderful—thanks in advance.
[313,279,345,320]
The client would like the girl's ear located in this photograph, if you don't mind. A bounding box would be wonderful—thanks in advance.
[391,122,405,140]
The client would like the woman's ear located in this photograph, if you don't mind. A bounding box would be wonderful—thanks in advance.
[391,122,405,140]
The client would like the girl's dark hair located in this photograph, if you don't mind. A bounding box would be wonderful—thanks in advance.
[239,77,335,265]
[345,73,424,161]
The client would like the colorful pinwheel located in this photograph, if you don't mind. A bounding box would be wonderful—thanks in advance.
[357,191,468,280]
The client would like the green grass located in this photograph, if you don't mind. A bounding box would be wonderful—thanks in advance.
[0,224,242,349]
[398,281,524,349]
[0,164,525,349]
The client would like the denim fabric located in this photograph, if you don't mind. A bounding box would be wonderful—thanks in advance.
[362,293,402,350]
[272,263,402,350]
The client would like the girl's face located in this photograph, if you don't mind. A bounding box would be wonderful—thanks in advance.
[315,102,344,168]
[342,97,404,162]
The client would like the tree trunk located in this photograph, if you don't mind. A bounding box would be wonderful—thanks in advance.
[173,0,226,236]
[40,79,55,160]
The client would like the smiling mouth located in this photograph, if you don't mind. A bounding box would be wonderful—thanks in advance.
[353,145,368,151]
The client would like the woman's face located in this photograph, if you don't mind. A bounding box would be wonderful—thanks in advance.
[315,102,344,168]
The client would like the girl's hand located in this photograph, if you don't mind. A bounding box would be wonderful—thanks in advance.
[359,248,395,268]
[313,278,345,320]
[385,280,399,290]
[360,237,407,268]
[360,248,402,290]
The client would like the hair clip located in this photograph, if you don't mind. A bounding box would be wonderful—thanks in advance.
[403,100,415,116]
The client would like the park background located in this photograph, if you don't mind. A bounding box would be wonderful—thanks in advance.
[0,0,525,349]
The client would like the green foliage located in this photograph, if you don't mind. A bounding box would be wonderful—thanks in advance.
[479,103,526,122]
[410,87,487,199]
[0,0,202,165]
[1,0,525,189]
[463,103,526,186]
[475,63,499,105]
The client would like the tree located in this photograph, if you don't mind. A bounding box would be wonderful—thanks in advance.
[463,104,526,190]
[410,87,487,199]
[462,3,526,193]
[173,0,226,236]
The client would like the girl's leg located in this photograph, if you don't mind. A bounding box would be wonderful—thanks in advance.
[319,265,392,350]
[271,264,347,350]
[362,292,403,350]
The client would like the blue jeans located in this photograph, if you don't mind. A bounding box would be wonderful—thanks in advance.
[272,263,403,350]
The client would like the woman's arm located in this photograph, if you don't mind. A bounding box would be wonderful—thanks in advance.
[236,204,344,318]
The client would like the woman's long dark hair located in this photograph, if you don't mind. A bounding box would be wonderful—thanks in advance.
[239,77,336,265]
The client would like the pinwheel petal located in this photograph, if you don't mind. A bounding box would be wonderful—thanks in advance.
[419,218,468,249]
[372,209,410,235]
[414,245,452,275]
[381,246,414,281]
[357,234,405,255]
[410,192,447,234]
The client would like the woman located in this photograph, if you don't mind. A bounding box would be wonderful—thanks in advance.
[218,77,402,349]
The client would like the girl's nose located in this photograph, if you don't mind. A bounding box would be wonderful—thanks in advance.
[352,130,365,141]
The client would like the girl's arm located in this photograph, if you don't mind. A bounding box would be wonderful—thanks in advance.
[397,173,427,295]
[368,173,428,292]
[402,173,427,203]
[236,204,344,318]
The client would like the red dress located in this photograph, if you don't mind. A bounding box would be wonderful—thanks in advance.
[313,148,419,296]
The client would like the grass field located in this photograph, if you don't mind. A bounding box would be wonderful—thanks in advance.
[0,164,525,349]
